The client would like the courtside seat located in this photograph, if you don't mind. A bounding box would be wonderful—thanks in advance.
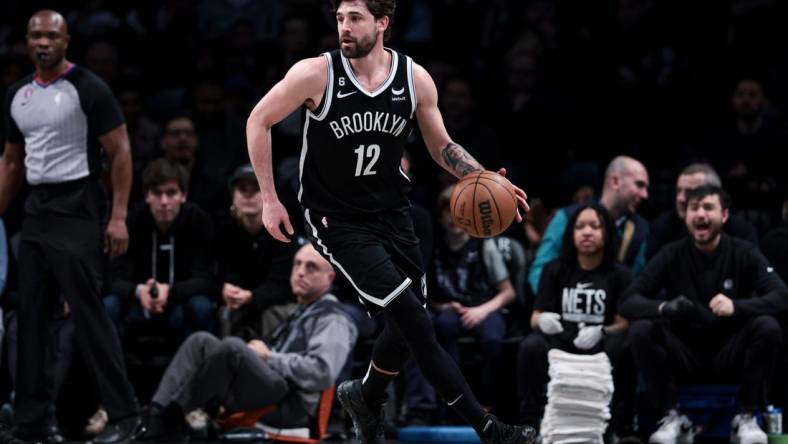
[217,385,335,444]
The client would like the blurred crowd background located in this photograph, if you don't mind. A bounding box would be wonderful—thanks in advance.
[2,0,787,233]
[2,0,788,439]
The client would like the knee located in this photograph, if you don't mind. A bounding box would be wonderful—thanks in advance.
[102,295,123,323]
[184,295,215,328]
[217,337,247,358]
[518,333,547,359]
[185,331,217,348]
[185,295,215,317]
[433,310,460,337]
[627,319,655,346]
[752,315,782,343]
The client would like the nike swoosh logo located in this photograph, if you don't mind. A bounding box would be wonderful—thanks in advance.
[392,87,405,95]
[576,282,592,289]
[336,90,356,98]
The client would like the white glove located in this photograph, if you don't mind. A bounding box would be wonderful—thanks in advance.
[573,325,605,350]
[537,312,564,335]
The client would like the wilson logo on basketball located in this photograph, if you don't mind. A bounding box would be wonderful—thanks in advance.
[479,200,494,236]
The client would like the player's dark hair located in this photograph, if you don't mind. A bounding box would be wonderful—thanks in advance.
[142,158,190,195]
[331,0,395,41]
[686,185,731,210]
[559,203,618,270]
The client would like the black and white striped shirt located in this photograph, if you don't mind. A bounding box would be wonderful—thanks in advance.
[4,64,124,185]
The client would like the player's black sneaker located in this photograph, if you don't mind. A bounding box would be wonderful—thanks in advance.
[480,414,538,444]
[337,379,385,444]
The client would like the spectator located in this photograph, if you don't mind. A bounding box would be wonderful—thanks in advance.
[705,77,785,236]
[761,193,788,284]
[106,159,216,342]
[620,185,786,443]
[711,78,783,181]
[139,243,357,440]
[528,156,650,294]
[117,82,160,163]
[430,185,516,408]
[647,162,758,259]
[217,164,300,340]
[84,40,119,88]
[188,78,248,195]
[116,82,161,203]
[517,203,636,440]
[440,75,501,172]
[159,115,227,217]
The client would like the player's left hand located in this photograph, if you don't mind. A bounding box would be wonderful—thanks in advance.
[459,305,490,329]
[497,168,529,222]
[709,293,735,317]
[105,217,129,257]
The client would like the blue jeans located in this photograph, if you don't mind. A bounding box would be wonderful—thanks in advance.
[103,294,215,341]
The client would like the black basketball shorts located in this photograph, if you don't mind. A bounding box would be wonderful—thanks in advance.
[303,204,426,315]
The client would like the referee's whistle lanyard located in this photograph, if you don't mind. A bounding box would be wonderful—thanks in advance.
[144,231,175,319]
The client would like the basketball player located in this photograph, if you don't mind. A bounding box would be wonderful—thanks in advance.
[246,1,533,443]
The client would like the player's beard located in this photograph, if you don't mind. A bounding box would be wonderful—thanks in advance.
[341,32,376,58]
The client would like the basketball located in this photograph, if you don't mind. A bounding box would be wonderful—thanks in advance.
[449,171,518,238]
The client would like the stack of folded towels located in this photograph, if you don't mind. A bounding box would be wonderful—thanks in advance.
[540,349,614,444]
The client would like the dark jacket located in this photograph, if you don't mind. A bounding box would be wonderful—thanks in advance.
[760,222,788,285]
[620,234,788,341]
[216,216,299,311]
[109,202,216,304]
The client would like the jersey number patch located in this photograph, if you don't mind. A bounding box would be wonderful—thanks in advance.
[354,144,380,176]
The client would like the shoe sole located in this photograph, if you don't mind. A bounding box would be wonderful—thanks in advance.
[91,423,147,444]
[733,437,767,444]
[337,382,380,444]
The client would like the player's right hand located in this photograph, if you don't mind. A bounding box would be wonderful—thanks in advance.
[262,199,294,243]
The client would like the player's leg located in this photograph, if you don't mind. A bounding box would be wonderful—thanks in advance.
[516,332,550,430]
[338,322,410,443]
[379,288,535,443]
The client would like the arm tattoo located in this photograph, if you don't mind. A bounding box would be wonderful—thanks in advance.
[441,143,483,178]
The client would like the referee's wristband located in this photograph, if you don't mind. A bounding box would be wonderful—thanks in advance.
[135,284,144,299]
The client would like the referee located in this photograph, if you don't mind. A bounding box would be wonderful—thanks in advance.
[0,11,141,444]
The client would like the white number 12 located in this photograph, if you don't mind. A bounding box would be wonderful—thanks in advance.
[354,144,380,176]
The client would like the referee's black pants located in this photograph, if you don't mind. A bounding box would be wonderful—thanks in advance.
[628,316,782,414]
[14,181,138,433]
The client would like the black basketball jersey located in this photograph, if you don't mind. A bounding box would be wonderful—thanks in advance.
[299,49,417,214]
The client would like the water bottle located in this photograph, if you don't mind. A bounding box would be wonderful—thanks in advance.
[767,405,783,435]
